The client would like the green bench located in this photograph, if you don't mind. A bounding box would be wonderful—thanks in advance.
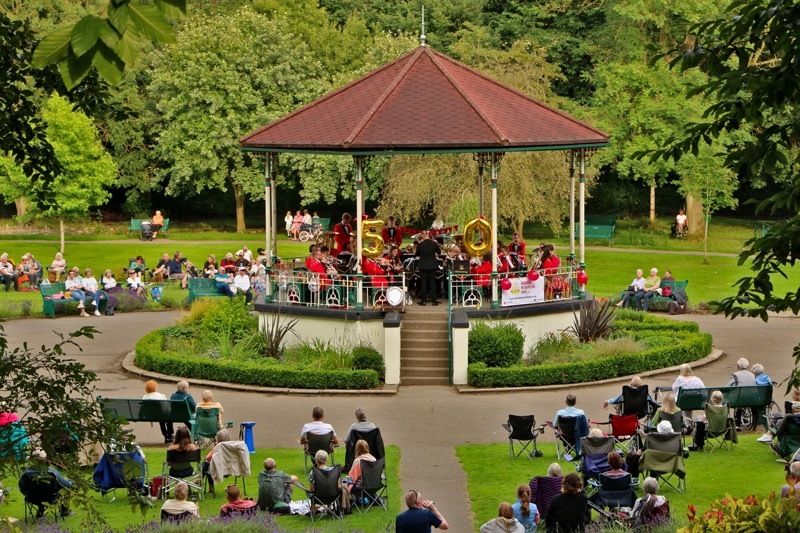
[128,218,170,238]
[98,397,194,424]
[41,282,108,318]
[574,224,615,240]
[650,279,688,306]
[676,385,772,411]
[318,217,331,230]
[188,277,227,304]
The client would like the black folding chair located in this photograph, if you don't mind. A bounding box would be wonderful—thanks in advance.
[590,473,637,511]
[344,427,385,472]
[502,415,545,460]
[160,509,193,525]
[162,449,203,500]
[352,457,388,513]
[620,385,656,422]
[19,471,62,523]
[301,465,344,521]
[304,432,336,474]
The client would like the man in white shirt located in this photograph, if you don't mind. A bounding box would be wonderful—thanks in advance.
[233,267,253,306]
[302,209,312,227]
[300,406,339,446]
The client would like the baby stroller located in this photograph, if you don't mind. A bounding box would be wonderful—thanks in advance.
[140,221,154,241]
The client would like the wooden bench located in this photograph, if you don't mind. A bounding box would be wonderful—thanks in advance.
[188,277,227,304]
[98,397,194,424]
[676,385,772,411]
[41,282,108,318]
[128,218,170,238]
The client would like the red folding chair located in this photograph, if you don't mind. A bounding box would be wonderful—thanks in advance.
[594,414,640,454]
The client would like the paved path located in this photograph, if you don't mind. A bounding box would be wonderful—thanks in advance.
[3,311,799,531]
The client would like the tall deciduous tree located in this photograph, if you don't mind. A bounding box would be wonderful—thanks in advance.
[148,8,327,233]
[42,93,117,252]
[653,0,800,388]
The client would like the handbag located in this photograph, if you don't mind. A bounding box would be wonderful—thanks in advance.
[626,285,635,292]
[661,285,672,298]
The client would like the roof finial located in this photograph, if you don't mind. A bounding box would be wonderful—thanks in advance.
[420,6,426,47]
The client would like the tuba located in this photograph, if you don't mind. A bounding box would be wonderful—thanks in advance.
[528,245,545,270]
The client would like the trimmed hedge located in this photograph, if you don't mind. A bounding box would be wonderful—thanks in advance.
[468,316,712,387]
[136,330,380,390]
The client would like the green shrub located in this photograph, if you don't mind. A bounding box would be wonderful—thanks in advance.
[136,330,380,390]
[681,493,800,532]
[352,345,386,381]
[469,322,525,368]
[115,291,147,312]
[527,331,578,365]
[199,297,257,338]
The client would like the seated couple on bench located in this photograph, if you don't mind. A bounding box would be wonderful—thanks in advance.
[617,268,660,311]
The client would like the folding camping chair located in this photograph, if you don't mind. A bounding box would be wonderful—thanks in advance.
[619,385,656,423]
[304,432,336,474]
[641,432,686,493]
[657,411,689,450]
[548,414,588,461]
[594,414,640,454]
[19,470,63,523]
[774,414,800,459]
[529,475,563,521]
[162,449,203,500]
[705,402,736,452]
[352,457,388,513]
[344,427,385,472]
[207,440,251,497]
[192,408,234,452]
[589,473,637,512]
[577,435,616,496]
[503,414,545,460]
[92,447,148,502]
[299,465,345,521]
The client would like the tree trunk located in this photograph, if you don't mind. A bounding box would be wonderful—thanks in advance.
[14,198,27,224]
[233,182,246,233]
[685,195,704,237]
[649,181,656,225]
[59,218,65,254]
[703,207,710,264]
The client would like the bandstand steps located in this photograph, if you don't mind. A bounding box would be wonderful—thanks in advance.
[400,307,451,385]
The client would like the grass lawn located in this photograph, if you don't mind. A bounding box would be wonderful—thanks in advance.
[0,445,399,532]
[457,438,786,532]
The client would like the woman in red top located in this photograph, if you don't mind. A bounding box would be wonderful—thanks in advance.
[541,244,560,275]
[470,253,493,288]
[362,257,389,287]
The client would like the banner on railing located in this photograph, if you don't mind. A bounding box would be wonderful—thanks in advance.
[501,277,545,307]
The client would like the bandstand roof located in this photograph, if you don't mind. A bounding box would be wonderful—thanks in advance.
[239,45,609,155]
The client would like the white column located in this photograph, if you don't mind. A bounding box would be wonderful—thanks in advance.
[270,154,278,258]
[579,148,586,268]
[355,156,365,310]
[569,150,576,260]
[264,153,274,302]
[490,153,499,308]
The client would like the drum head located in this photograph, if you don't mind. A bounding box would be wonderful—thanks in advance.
[386,286,404,307]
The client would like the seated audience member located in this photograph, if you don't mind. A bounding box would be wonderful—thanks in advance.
[0,254,18,292]
[396,488,449,532]
[652,391,682,428]
[553,394,585,428]
[346,439,376,493]
[220,483,257,517]
[233,267,254,305]
[480,502,525,533]
[151,210,164,238]
[675,209,687,234]
[234,250,250,270]
[152,253,170,283]
[257,458,297,514]
[202,429,230,494]
[128,256,146,275]
[161,481,199,520]
[634,268,661,311]
[127,270,147,298]
[727,357,756,386]
[82,268,105,316]
[18,253,41,290]
[603,376,652,411]
[672,364,704,393]
[49,252,67,281]
[197,390,224,430]
[142,380,173,444]
[221,253,237,274]
[0,404,20,427]
[689,390,725,451]
[616,269,645,309]
[99,269,119,315]
[240,245,253,264]
[308,450,350,513]
[167,252,189,289]
[167,427,198,477]
[545,473,587,533]
[752,363,773,386]
[344,407,377,444]
[291,210,303,240]
[763,401,800,447]
[300,406,339,446]
[605,452,627,478]
[529,463,562,522]
[214,271,235,297]
[203,254,219,277]
[171,380,196,427]
[630,477,669,526]
[662,269,675,282]
[512,484,539,533]
[781,461,800,501]
[65,267,90,317]
[20,448,74,518]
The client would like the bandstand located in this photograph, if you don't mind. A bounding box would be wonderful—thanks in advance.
[240,41,609,386]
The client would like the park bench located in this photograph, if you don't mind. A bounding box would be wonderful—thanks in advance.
[650,279,688,306]
[187,277,227,304]
[128,218,170,238]
[676,385,772,412]
[574,216,616,240]
[41,282,108,318]
[318,217,331,230]
[98,397,194,425]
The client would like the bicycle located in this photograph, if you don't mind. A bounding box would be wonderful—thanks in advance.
[299,224,323,243]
